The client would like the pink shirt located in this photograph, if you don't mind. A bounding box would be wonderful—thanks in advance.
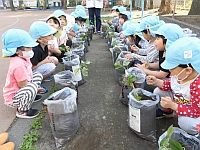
[3,57,33,105]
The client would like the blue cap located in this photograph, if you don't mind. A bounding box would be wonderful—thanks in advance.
[118,6,126,13]
[53,10,66,18]
[161,37,200,73]
[122,20,133,31]
[112,6,118,10]
[136,16,165,37]
[153,23,184,48]
[120,11,131,20]
[30,21,57,40]
[122,22,139,36]
[70,11,77,18]
[75,5,85,11]
[73,23,79,32]
[2,29,38,57]
[75,9,88,19]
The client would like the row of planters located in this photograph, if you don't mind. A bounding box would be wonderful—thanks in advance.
[101,25,200,149]
[43,25,93,148]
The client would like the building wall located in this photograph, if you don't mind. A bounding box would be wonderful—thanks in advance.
[123,0,161,8]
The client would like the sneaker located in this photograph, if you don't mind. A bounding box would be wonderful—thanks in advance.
[39,84,48,94]
[33,95,42,102]
[0,142,15,150]
[156,108,174,119]
[16,108,39,119]
[43,76,53,82]
[0,132,8,145]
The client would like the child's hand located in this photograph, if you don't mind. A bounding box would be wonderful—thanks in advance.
[38,85,44,93]
[44,56,52,63]
[146,75,157,85]
[124,54,132,59]
[135,63,146,71]
[142,61,150,69]
[161,96,178,111]
[66,46,70,51]
[106,20,111,24]
[130,44,139,52]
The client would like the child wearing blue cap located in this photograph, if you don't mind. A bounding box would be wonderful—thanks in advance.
[124,16,165,64]
[135,23,184,79]
[30,21,58,82]
[106,6,119,30]
[146,37,200,137]
[118,11,132,33]
[121,22,148,49]
[2,29,44,118]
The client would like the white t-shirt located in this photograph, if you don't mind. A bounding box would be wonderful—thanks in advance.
[65,14,75,31]
[86,0,103,8]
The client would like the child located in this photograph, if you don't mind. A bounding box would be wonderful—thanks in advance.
[46,14,62,57]
[30,21,58,82]
[146,37,200,136]
[135,23,184,79]
[121,22,141,50]
[116,6,126,32]
[106,6,119,28]
[124,16,165,64]
[119,11,132,32]
[2,29,43,118]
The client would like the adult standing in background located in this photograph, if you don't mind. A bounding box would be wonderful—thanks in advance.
[82,0,103,33]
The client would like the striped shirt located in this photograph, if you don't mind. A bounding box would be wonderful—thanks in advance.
[131,41,159,63]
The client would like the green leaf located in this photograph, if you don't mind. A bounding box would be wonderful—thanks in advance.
[169,139,183,150]
[85,61,91,65]
[160,136,170,148]
[114,61,123,69]
[82,67,88,76]
[123,60,130,67]
[166,125,174,139]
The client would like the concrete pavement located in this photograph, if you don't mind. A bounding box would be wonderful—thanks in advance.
[0,8,189,150]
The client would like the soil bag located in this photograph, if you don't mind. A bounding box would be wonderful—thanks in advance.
[112,44,128,65]
[63,54,82,82]
[54,70,79,103]
[115,51,131,85]
[63,54,86,86]
[72,37,84,48]
[158,127,200,150]
[71,45,86,61]
[125,67,146,89]
[119,67,146,105]
[43,87,79,148]
[128,88,159,142]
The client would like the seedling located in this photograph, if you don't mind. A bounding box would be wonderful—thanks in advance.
[114,59,141,101]
[80,33,88,41]
[73,60,91,77]
[160,125,184,150]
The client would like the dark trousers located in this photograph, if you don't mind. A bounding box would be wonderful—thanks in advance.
[88,7,101,32]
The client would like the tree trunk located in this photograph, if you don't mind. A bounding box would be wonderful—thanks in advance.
[188,0,200,15]
[63,0,67,9]
[159,0,165,12]
[158,0,172,15]
[9,0,15,11]
[132,0,135,8]
[150,0,154,9]
[165,0,172,14]
[144,0,148,10]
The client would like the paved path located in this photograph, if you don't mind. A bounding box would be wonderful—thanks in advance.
[0,8,189,149]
